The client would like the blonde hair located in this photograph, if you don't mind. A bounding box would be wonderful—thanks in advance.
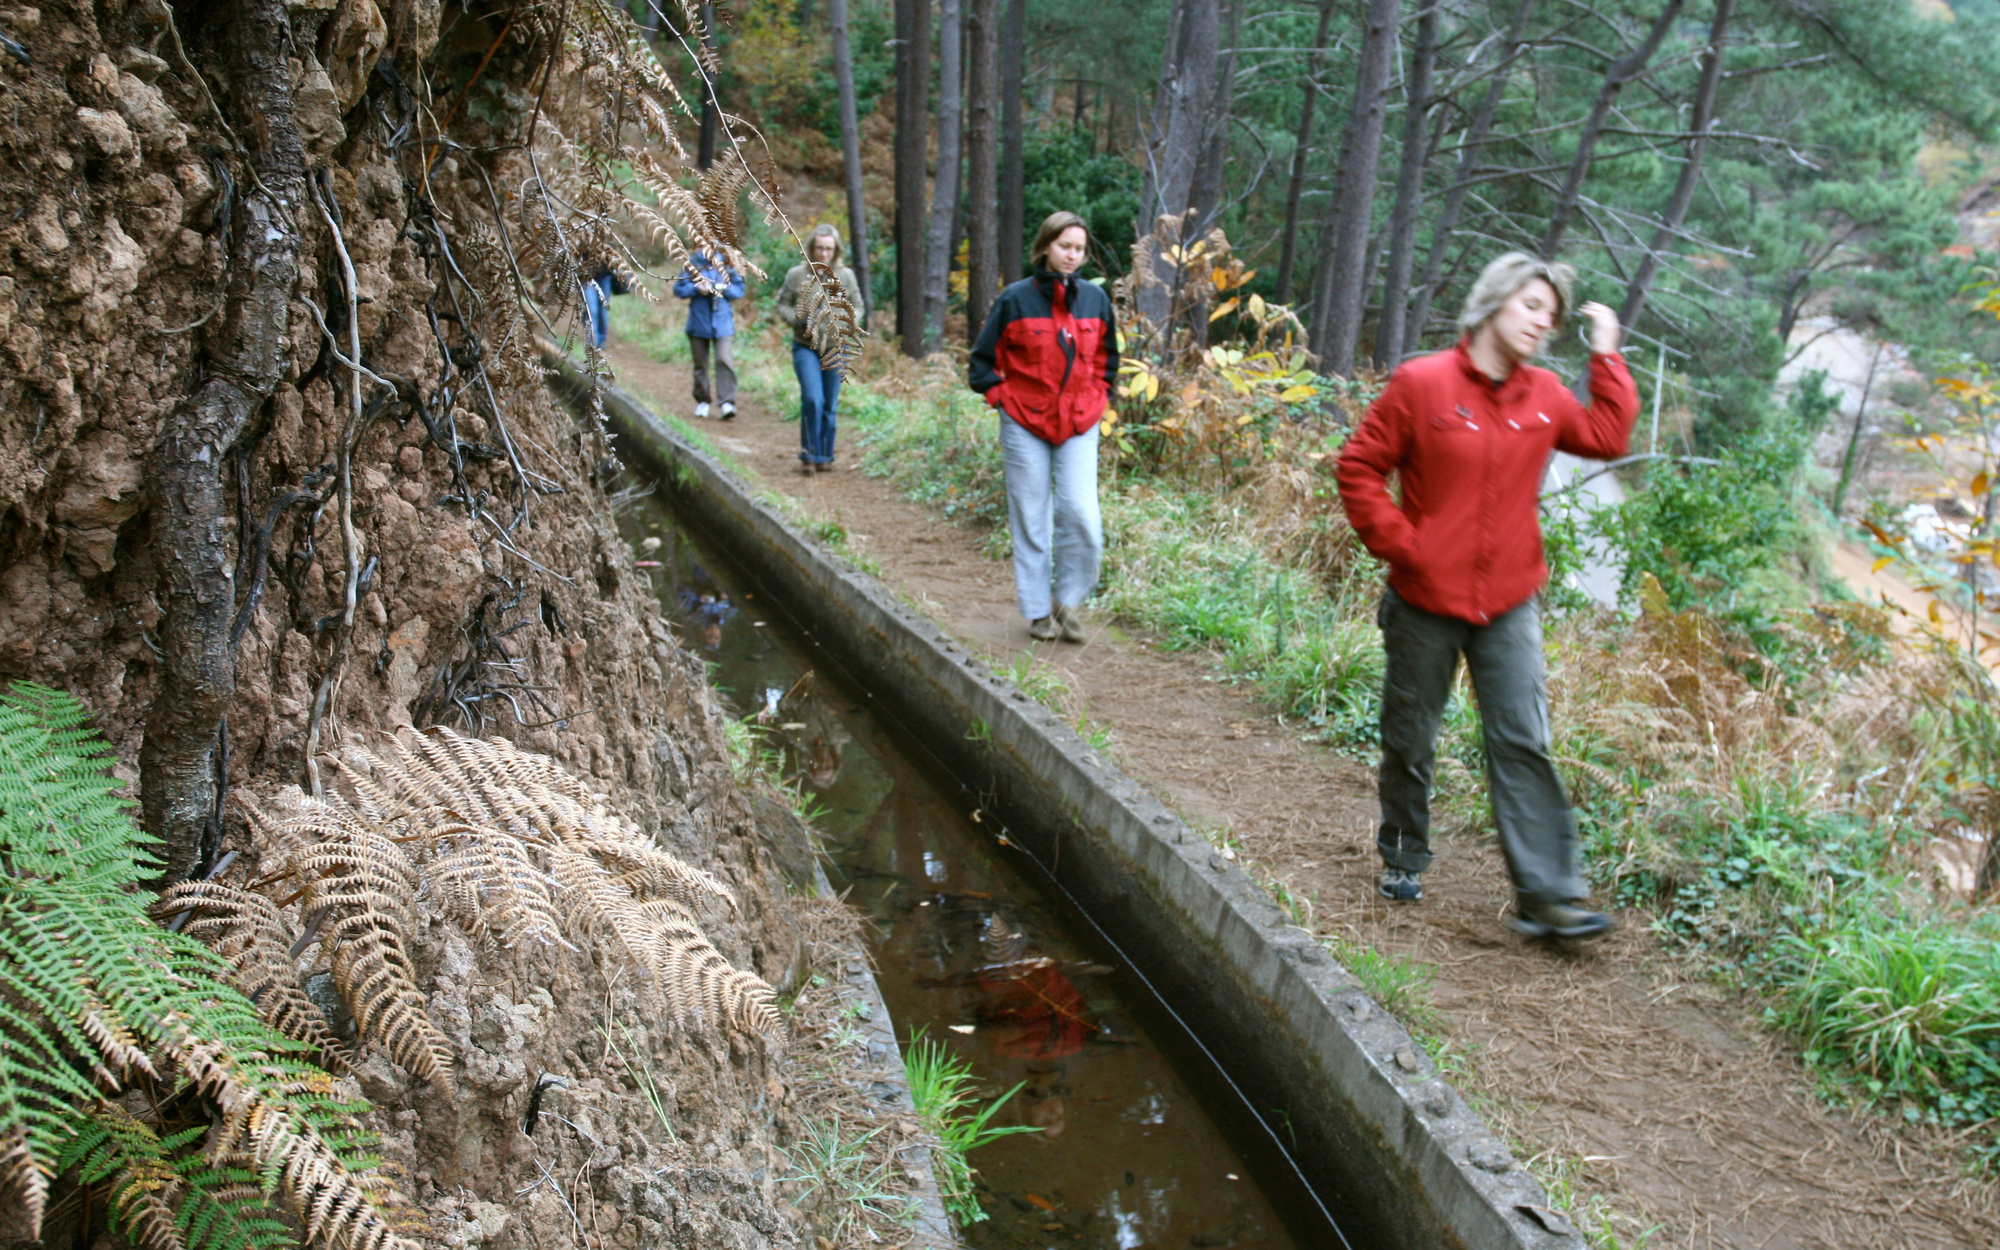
[1030,211,1089,269]
[1458,252,1574,334]
[806,224,843,265]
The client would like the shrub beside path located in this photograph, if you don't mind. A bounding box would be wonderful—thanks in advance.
[606,332,1999,1250]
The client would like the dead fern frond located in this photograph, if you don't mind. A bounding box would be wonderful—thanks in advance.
[153,881,350,1065]
[194,729,779,1053]
[798,260,863,374]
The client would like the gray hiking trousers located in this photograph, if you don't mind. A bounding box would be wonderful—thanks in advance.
[689,334,737,405]
[1375,586,1585,906]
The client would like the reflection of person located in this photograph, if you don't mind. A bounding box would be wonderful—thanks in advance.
[775,225,864,471]
[676,565,735,651]
[583,260,620,349]
[674,248,745,419]
[1336,252,1637,941]
[968,211,1119,644]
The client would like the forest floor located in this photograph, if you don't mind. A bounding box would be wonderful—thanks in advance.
[602,327,2000,1250]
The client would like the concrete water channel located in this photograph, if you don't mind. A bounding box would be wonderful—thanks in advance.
[551,352,1586,1250]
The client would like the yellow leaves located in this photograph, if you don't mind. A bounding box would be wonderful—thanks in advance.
[1873,556,1895,574]
[1974,470,1991,497]
[1208,297,1240,322]
[1278,384,1319,403]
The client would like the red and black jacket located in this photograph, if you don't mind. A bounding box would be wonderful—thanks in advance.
[969,269,1120,446]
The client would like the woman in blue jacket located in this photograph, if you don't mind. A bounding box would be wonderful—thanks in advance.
[674,249,746,418]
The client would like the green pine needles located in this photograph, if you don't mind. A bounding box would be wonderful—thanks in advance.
[0,683,419,1250]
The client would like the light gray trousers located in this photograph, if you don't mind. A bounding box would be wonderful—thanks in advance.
[1375,587,1585,905]
[997,415,1101,621]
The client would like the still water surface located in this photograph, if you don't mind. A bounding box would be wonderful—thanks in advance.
[629,502,1303,1249]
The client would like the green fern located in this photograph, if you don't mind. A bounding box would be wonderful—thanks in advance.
[0,683,418,1250]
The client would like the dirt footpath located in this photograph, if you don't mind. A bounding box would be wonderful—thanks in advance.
[607,335,1999,1250]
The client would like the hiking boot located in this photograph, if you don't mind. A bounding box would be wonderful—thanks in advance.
[1511,899,1616,941]
[1028,615,1059,641]
[720,402,736,419]
[1053,603,1086,643]
[1378,867,1423,902]
[694,402,711,419]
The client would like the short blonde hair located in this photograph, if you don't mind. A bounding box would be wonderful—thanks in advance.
[1030,211,1089,269]
[1458,252,1574,334]
[807,224,843,264]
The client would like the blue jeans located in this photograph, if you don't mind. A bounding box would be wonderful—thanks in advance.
[793,343,843,464]
[583,273,614,348]
[997,414,1101,620]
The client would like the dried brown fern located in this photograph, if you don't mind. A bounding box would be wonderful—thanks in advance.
[176,728,779,1081]
[152,882,350,1066]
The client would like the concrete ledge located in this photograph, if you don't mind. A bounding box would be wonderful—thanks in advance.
[547,349,1585,1250]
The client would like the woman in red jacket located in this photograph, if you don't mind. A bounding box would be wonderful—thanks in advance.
[969,211,1120,643]
[1336,252,1637,940]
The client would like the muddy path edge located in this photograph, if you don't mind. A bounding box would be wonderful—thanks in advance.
[546,347,1583,1250]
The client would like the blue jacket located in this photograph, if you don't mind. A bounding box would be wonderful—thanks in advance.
[673,252,746,338]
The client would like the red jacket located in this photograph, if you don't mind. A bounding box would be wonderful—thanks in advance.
[1337,340,1638,624]
[968,270,1120,445]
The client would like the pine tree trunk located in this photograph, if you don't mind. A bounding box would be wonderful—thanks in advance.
[1308,0,1398,376]
[1274,0,1337,307]
[1405,0,1536,349]
[964,0,1002,341]
[1188,0,1242,236]
[1539,0,1684,257]
[998,0,1027,283]
[1132,0,1220,327]
[893,0,932,355]
[924,0,965,352]
[1619,0,1735,331]
[830,0,871,326]
[1374,2,1438,369]
[697,3,719,169]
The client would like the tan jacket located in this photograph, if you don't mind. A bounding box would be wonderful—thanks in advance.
[776,262,862,346]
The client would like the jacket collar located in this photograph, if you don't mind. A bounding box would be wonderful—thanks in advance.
[1452,336,1532,401]
[1032,267,1076,308]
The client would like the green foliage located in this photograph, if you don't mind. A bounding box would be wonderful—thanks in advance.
[903,1030,1040,1225]
[1319,931,1443,1043]
[0,683,409,1250]
[1019,126,1144,278]
[1768,915,2000,1156]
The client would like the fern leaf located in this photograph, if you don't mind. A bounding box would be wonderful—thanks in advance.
[0,682,151,886]
[153,882,349,1065]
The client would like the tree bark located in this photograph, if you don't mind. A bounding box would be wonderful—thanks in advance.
[1618,0,1734,331]
[1375,1,1439,369]
[924,0,965,351]
[1405,0,1536,350]
[830,0,871,326]
[1132,0,1221,326]
[697,3,719,169]
[998,0,1026,282]
[1188,0,1242,237]
[1274,0,1338,307]
[964,0,1002,340]
[142,0,305,884]
[1308,0,1399,375]
[893,0,931,354]
[1538,0,1683,257]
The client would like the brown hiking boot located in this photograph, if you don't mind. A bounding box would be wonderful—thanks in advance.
[1511,899,1616,941]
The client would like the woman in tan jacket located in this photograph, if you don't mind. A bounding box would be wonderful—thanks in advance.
[775,225,863,472]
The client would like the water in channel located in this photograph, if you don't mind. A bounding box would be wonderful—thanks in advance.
[626,500,1306,1250]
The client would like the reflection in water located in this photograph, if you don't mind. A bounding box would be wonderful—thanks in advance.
[628,506,1297,1249]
